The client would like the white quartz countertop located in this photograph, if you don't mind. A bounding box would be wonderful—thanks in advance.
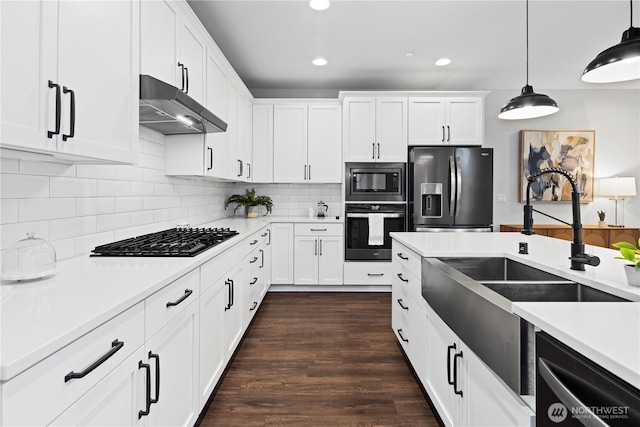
[391,231,640,389]
[0,216,339,382]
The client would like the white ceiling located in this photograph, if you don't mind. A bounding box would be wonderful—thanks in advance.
[187,0,640,97]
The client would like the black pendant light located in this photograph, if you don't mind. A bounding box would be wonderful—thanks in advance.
[499,0,559,120]
[582,0,640,83]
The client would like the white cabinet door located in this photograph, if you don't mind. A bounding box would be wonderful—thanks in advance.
[252,104,274,183]
[294,236,319,285]
[178,17,205,105]
[198,277,225,410]
[237,96,253,182]
[343,97,376,162]
[273,104,308,183]
[317,236,343,285]
[425,307,462,427]
[144,301,199,427]
[446,98,483,146]
[376,97,407,162]
[226,82,241,180]
[271,223,294,285]
[223,265,244,357]
[0,0,57,154]
[205,50,228,179]
[140,0,178,87]
[50,348,144,427]
[408,97,447,145]
[408,298,428,388]
[307,104,342,183]
[55,0,137,164]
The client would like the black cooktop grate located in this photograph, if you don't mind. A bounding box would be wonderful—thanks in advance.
[90,227,239,257]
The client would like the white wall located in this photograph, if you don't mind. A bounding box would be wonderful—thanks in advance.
[0,127,236,260]
[484,89,640,230]
[234,183,341,218]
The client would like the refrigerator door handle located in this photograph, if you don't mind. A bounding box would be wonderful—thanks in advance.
[455,156,462,217]
[449,156,456,217]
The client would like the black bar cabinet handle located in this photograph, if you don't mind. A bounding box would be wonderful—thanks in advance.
[249,301,258,311]
[377,143,380,159]
[397,253,409,260]
[260,249,264,268]
[178,62,184,90]
[224,280,231,311]
[184,67,189,93]
[304,164,307,180]
[447,125,451,142]
[250,277,258,285]
[230,279,234,307]
[372,142,375,159]
[250,239,258,245]
[397,273,409,282]
[207,147,213,170]
[247,163,251,179]
[442,125,445,142]
[149,351,160,404]
[261,232,268,237]
[367,273,384,277]
[267,229,271,245]
[65,339,124,382]
[166,289,192,307]
[238,159,243,177]
[453,351,463,396]
[447,343,457,386]
[48,80,61,138]
[138,360,151,418]
[62,86,75,141]
[308,164,311,180]
[250,256,258,264]
[397,299,409,310]
[397,329,409,343]
[319,239,323,256]
[310,228,327,232]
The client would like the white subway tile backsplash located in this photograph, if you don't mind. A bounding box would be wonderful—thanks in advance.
[143,168,167,183]
[155,183,173,196]
[1,220,50,250]
[130,210,156,226]
[97,180,130,197]
[142,139,165,157]
[96,212,130,232]
[50,216,97,240]
[130,181,155,196]
[143,196,166,210]
[50,237,75,260]
[1,173,49,198]
[50,177,97,198]
[115,165,144,181]
[20,161,75,177]
[19,198,75,222]
[77,164,116,180]
[115,197,143,213]
[75,231,115,256]
[76,198,115,216]
[0,158,20,173]
[1,199,19,224]
[137,153,156,169]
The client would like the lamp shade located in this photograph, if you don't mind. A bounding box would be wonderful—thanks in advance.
[498,85,560,120]
[582,27,640,83]
[597,176,637,198]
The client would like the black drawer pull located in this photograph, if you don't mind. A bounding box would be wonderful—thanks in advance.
[250,277,258,285]
[397,273,409,282]
[166,289,193,307]
[453,351,463,396]
[207,147,213,170]
[261,232,268,237]
[397,299,409,310]
[138,360,151,418]
[250,256,258,263]
[250,239,258,245]
[310,228,327,231]
[367,273,384,277]
[62,86,75,141]
[447,343,457,386]
[249,301,258,311]
[397,253,409,260]
[149,351,160,404]
[397,329,409,343]
[65,339,124,382]
[48,80,61,138]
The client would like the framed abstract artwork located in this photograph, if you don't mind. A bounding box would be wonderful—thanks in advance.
[519,130,595,203]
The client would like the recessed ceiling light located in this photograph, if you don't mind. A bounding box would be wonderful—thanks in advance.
[435,58,452,66]
[405,52,414,57]
[309,0,330,11]
[312,57,328,66]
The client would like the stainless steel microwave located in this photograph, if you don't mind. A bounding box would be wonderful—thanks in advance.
[345,162,406,202]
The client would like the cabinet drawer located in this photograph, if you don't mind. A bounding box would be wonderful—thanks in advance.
[146,268,200,339]
[246,227,270,250]
[393,263,421,304]
[295,223,343,236]
[393,241,421,279]
[343,261,392,285]
[2,303,144,427]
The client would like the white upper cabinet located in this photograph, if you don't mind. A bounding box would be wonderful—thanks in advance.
[272,103,341,183]
[205,49,228,179]
[408,96,484,146]
[252,105,274,183]
[1,0,138,164]
[141,0,205,105]
[343,97,407,162]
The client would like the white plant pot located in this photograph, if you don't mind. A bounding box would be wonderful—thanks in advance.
[246,205,259,218]
[623,264,640,287]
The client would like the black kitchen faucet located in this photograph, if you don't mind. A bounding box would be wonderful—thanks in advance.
[522,167,600,271]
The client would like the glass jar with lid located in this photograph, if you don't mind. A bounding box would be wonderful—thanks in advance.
[1,232,57,281]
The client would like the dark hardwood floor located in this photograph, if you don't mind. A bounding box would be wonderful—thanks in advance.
[197,292,440,427]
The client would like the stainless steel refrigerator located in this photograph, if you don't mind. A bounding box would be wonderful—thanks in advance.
[408,146,493,231]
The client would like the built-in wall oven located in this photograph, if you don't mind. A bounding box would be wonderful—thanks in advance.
[344,162,407,261]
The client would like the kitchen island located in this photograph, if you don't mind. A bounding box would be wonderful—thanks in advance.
[390,231,640,426]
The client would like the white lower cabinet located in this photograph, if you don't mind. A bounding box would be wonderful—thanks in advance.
[222,264,245,358]
[270,223,294,284]
[199,274,226,410]
[293,224,343,285]
[343,261,392,285]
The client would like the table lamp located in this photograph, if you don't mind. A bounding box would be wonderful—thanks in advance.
[597,176,637,226]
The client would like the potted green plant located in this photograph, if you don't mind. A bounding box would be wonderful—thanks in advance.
[597,210,606,227]
[225,188,273,218]
[611,238,640,287]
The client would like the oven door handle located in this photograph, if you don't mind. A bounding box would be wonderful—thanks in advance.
[346,213,404,218]
[538,358,609,427]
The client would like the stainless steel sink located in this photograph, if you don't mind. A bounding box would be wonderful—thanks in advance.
[422,257,631,397]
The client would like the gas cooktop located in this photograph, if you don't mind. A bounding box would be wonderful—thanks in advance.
[90,227,239,257]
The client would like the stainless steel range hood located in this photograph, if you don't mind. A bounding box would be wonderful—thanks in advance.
[139,75,227,135]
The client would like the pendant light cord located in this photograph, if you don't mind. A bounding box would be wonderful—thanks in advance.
[631,0,634,28]
[526,0,529,86]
